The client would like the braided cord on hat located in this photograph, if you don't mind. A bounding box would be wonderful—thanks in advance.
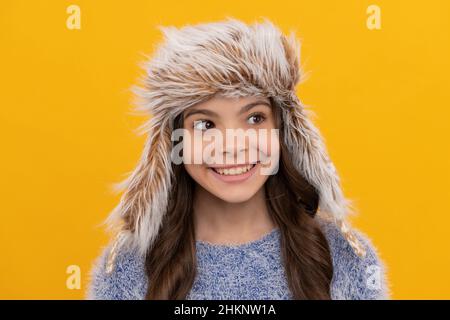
[336,219,367,258]
[105,230,128,274]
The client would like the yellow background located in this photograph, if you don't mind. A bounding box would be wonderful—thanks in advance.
[1,0,449,299]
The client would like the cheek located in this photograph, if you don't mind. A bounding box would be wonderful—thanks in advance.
[181,130,209,165]
[256,129,280,175]
[184,163,208,185]
[253,129,280,157]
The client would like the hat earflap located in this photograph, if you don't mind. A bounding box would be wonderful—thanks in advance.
[104,114,174,269]
[282,94,367,258]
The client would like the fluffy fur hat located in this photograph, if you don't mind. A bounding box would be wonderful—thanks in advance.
[104,17,366,273]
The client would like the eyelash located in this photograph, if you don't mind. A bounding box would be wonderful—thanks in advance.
[192,112,267,131]
[248,112,266,125]
[193,120,214,131]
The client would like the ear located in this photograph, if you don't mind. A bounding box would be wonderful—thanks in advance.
[105,114,174,258]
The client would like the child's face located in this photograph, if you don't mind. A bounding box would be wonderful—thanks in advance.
[180,95,280,203]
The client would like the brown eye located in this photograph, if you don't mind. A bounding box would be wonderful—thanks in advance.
[193,120,215,131]
[247,113,266,125]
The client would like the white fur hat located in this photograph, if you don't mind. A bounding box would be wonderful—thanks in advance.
[104,17,366,272]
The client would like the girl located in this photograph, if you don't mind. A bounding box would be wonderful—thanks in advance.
[87,17,390,300]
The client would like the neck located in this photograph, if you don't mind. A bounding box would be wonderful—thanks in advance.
[192,185,277,244]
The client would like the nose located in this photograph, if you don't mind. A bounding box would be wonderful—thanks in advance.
[220,131,249,164]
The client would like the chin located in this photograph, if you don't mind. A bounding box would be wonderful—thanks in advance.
[205,174,268,204]
[210,187,259,204]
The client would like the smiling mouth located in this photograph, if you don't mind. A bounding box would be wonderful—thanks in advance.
[209,162,258,176]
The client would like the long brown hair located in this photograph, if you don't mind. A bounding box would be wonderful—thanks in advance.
[144,97,333,299]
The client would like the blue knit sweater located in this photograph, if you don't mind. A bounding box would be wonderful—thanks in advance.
[86,218,390,299]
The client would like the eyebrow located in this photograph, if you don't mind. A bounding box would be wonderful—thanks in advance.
[184,100,272,119]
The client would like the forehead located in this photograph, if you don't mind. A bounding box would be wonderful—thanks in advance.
[184,95,272,114]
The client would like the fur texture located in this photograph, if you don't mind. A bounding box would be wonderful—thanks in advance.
[105,17,367,261]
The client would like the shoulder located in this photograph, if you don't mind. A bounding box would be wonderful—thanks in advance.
[86,237,147,300]
[316,217,391,300]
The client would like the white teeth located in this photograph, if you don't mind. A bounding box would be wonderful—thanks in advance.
[213,164,255,175]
